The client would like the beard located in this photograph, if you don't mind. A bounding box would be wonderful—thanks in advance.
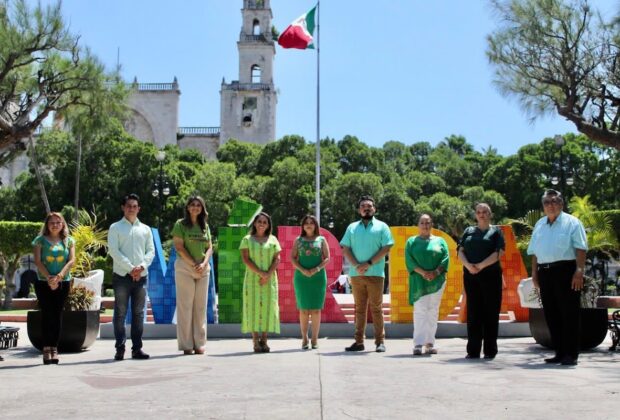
[361,212,374,220]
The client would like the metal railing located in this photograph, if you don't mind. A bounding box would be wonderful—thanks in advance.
[178,127,221,136]
[131,82,177,91]
[241,34,272,43]
[222,82,272,91]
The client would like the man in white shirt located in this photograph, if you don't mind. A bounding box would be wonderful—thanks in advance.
[108,193,155,361]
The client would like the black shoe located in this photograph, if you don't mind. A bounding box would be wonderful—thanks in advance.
[376,343,386,353]
[345,342,365,352]
[465,354,480,359]
[131,349,150,360]
[484,354,496,360]
[560,356,578,366]
[114,349,125,361]
[544,355,563,364]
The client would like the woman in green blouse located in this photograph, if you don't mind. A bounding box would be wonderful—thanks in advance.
[32,212,75,365]
[405,214,449,356]
[240,212,281,353]
[172,196,212,355]
[291,215,330,350]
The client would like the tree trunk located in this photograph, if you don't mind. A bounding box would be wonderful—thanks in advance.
[28,136,51,214]
[73,135,82,223]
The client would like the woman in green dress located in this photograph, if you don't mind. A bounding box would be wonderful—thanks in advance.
[405,214,449,356]
[291,215,330,350]
[240,212,281,353]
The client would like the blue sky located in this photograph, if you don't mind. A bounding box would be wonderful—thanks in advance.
[36,0,618,156]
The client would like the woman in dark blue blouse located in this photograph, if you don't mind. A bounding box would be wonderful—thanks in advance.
[458,203,505,360]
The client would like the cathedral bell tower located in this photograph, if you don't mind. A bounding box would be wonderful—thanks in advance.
[220,0,277,146]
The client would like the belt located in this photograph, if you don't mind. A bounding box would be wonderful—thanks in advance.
[537,260,575,270]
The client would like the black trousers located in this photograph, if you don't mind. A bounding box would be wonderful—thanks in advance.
[464,263,502,357]
[538,260,581,359]
[34,280,70,347]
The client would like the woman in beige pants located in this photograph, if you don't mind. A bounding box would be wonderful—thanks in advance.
[172,196,213,355]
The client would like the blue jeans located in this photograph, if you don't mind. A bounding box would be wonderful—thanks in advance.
[113,273,147,351]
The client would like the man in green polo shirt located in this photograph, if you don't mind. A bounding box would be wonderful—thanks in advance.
[340,195,394,352]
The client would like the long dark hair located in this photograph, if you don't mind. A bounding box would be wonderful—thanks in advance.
[40,212,70,244]
[182,196,208,233]
[300,214,320,237]
[249,212,272,237]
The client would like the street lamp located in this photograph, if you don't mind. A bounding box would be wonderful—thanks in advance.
[152,150,170,229]
[551,135,575,193]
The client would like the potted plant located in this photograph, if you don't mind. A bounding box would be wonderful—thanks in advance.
[27,212,107,352]
[515,196,618,350]
[27,285,101,352]
[520,276,609,349]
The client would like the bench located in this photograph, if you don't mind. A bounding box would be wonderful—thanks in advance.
[596,296,620,351]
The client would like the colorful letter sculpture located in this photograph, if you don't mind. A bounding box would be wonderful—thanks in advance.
[217,198,263,323]
[138,228,168,324]
[276,226,347,323]
[148,196,530,324]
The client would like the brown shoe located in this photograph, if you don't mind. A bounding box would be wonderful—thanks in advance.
[183,350,194,355]
[259,339,270,353]
[253,339,261,353]
[194,347,206,355]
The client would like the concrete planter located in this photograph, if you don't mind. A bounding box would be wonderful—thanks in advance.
[27,310,100,352]
[528,307,608,350]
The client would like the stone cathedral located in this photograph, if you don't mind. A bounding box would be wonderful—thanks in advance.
[126,0,277,158]
[0,1,276,186]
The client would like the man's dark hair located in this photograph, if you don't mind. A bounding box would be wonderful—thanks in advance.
[541,189,563,204]
[121,193,140,206]
[357,195,375,208]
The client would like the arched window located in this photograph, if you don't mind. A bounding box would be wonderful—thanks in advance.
[253,19,261,35]
[251,65,261,83]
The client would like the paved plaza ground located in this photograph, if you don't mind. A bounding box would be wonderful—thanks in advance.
[1,322,619,420]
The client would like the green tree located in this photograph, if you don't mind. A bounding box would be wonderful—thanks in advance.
[216,138,261,176]
[0,221,41,308]
[487,0,620,150]
[323,172,384,239]
[417,193,469,238]
[460,186,508,221]
[0,0,116,160]
[260,157,316,226]
[177,161,239,234]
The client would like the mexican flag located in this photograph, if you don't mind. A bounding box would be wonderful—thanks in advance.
[277,5,317,49]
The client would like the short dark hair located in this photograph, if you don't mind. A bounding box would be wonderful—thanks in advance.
[357,195,375,208]
[121,193,140,206]
[541,189,563,204]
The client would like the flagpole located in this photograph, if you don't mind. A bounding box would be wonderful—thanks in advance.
[315,1,321,224]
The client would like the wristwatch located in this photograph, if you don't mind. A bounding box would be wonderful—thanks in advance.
[367,259,373,265]
[575,267,584,273]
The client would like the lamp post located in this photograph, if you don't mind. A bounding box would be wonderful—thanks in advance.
[550,135,574,198]
[152,150,170,229]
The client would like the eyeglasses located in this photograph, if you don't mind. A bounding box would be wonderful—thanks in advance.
[543,198,561,205]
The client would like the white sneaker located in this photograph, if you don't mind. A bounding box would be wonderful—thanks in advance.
[413,345,423,356]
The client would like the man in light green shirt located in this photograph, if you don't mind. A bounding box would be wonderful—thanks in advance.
[340,195,394,353]
[108,193,155,361]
